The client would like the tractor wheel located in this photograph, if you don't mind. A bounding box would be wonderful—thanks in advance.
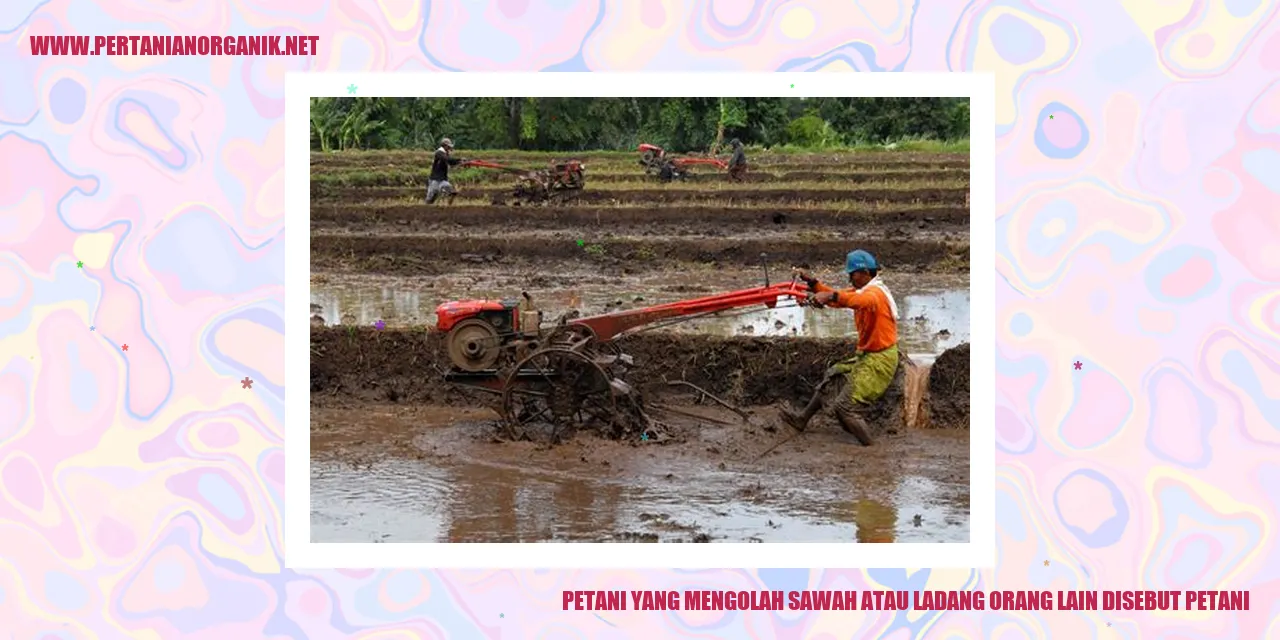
[501,347,617,443]
[641,150,657,174]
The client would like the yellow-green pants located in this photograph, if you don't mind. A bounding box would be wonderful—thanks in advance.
[831,344,900,405]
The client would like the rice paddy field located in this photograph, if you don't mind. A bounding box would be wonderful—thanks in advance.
[309,147,972,544]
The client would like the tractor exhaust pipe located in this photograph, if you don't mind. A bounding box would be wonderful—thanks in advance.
[760,253,770,286]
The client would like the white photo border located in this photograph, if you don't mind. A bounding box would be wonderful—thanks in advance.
[285,72,996,569]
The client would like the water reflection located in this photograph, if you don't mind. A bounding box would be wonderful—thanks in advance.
[310,455,969,544]
[311,279,970,357]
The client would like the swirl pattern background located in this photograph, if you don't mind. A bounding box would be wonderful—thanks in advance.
[2,0,1279,636]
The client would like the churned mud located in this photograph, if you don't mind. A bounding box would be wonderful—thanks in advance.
[311,393,971,543]
[311,204,971,234]
[926,342,971,430]
[310,328,970,421]
[308,327,972,544]
[312,185,969,206]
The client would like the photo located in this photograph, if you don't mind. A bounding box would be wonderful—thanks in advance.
[308,96,972,544]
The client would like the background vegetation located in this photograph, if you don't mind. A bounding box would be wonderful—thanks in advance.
[309,97,970,153]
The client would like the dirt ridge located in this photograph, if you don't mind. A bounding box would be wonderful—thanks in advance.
[310,328,971,428]
[312,185,970,206]
[310,233,969,275]
[311,204,971,232]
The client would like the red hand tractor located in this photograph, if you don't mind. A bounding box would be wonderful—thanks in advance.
[637,143,728,182]
[461,159,586,203]
[435,267,818,442]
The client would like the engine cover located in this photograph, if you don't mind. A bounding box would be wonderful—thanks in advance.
[434,299,518,332]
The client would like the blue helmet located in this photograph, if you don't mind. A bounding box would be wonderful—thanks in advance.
[845,249,877,274]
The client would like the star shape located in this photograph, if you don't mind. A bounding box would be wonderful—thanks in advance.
[1043,560,1050,566]
[1106,622,1111,627]
[121,344,129,352]
[641,433,649,441]
[241,377,254,389]
[374,319,386,330]
[1049,115,1054,119]
[576,239,584,247]
[1073,361,1082,370]
[347,83,357,94]
[89,326,94,331]
[500,614,504,619]
[76,261,84,268]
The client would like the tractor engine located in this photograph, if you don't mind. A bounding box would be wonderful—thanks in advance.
[435,298,542,372]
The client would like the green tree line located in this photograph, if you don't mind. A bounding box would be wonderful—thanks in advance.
[309,97,970,153]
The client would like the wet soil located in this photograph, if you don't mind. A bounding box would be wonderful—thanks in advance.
[310,149,973,543]
[310,232,969,275]
[310,204,971,234]
[926,342,971,430]
[311,327,970,426]
[310,402,970,543]
[311,328,854,408]
[311,185,970,206]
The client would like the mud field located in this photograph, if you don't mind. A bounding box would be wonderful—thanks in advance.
[310,149,972,543]
[311,330,972,543]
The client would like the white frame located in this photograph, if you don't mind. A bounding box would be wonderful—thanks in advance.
[285,72,996,569]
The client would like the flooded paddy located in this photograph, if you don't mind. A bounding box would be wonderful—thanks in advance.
[309,147,972,544]
[311,406,970,544]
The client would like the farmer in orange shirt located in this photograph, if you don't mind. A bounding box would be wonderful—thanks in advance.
[782,249,900,445]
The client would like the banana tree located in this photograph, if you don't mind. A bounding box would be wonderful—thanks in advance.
[310,97,343,152]
[339,104,383,151]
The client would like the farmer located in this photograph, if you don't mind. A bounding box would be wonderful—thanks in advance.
[727,138,748,182]
[657,157,681,183]
[426,137,465,205]
[782,249,901,445]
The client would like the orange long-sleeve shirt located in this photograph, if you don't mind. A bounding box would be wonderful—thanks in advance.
[814,282,898,353]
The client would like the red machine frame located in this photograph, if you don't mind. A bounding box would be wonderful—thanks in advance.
[461,158,586,202]
[637,143,728,179]
[436,276,815,442]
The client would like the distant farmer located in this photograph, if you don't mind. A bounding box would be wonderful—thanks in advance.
[782,249,901,445]
[426,137,465,205]
[727,138,747,182]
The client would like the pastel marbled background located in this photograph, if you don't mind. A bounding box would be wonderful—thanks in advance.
[2,0,1279,636]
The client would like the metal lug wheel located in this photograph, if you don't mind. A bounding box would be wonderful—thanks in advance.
[501,347,617,443]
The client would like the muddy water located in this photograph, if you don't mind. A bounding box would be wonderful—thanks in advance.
[310,407,970,544]
[311,457,967,543]
[310,271,968,358]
